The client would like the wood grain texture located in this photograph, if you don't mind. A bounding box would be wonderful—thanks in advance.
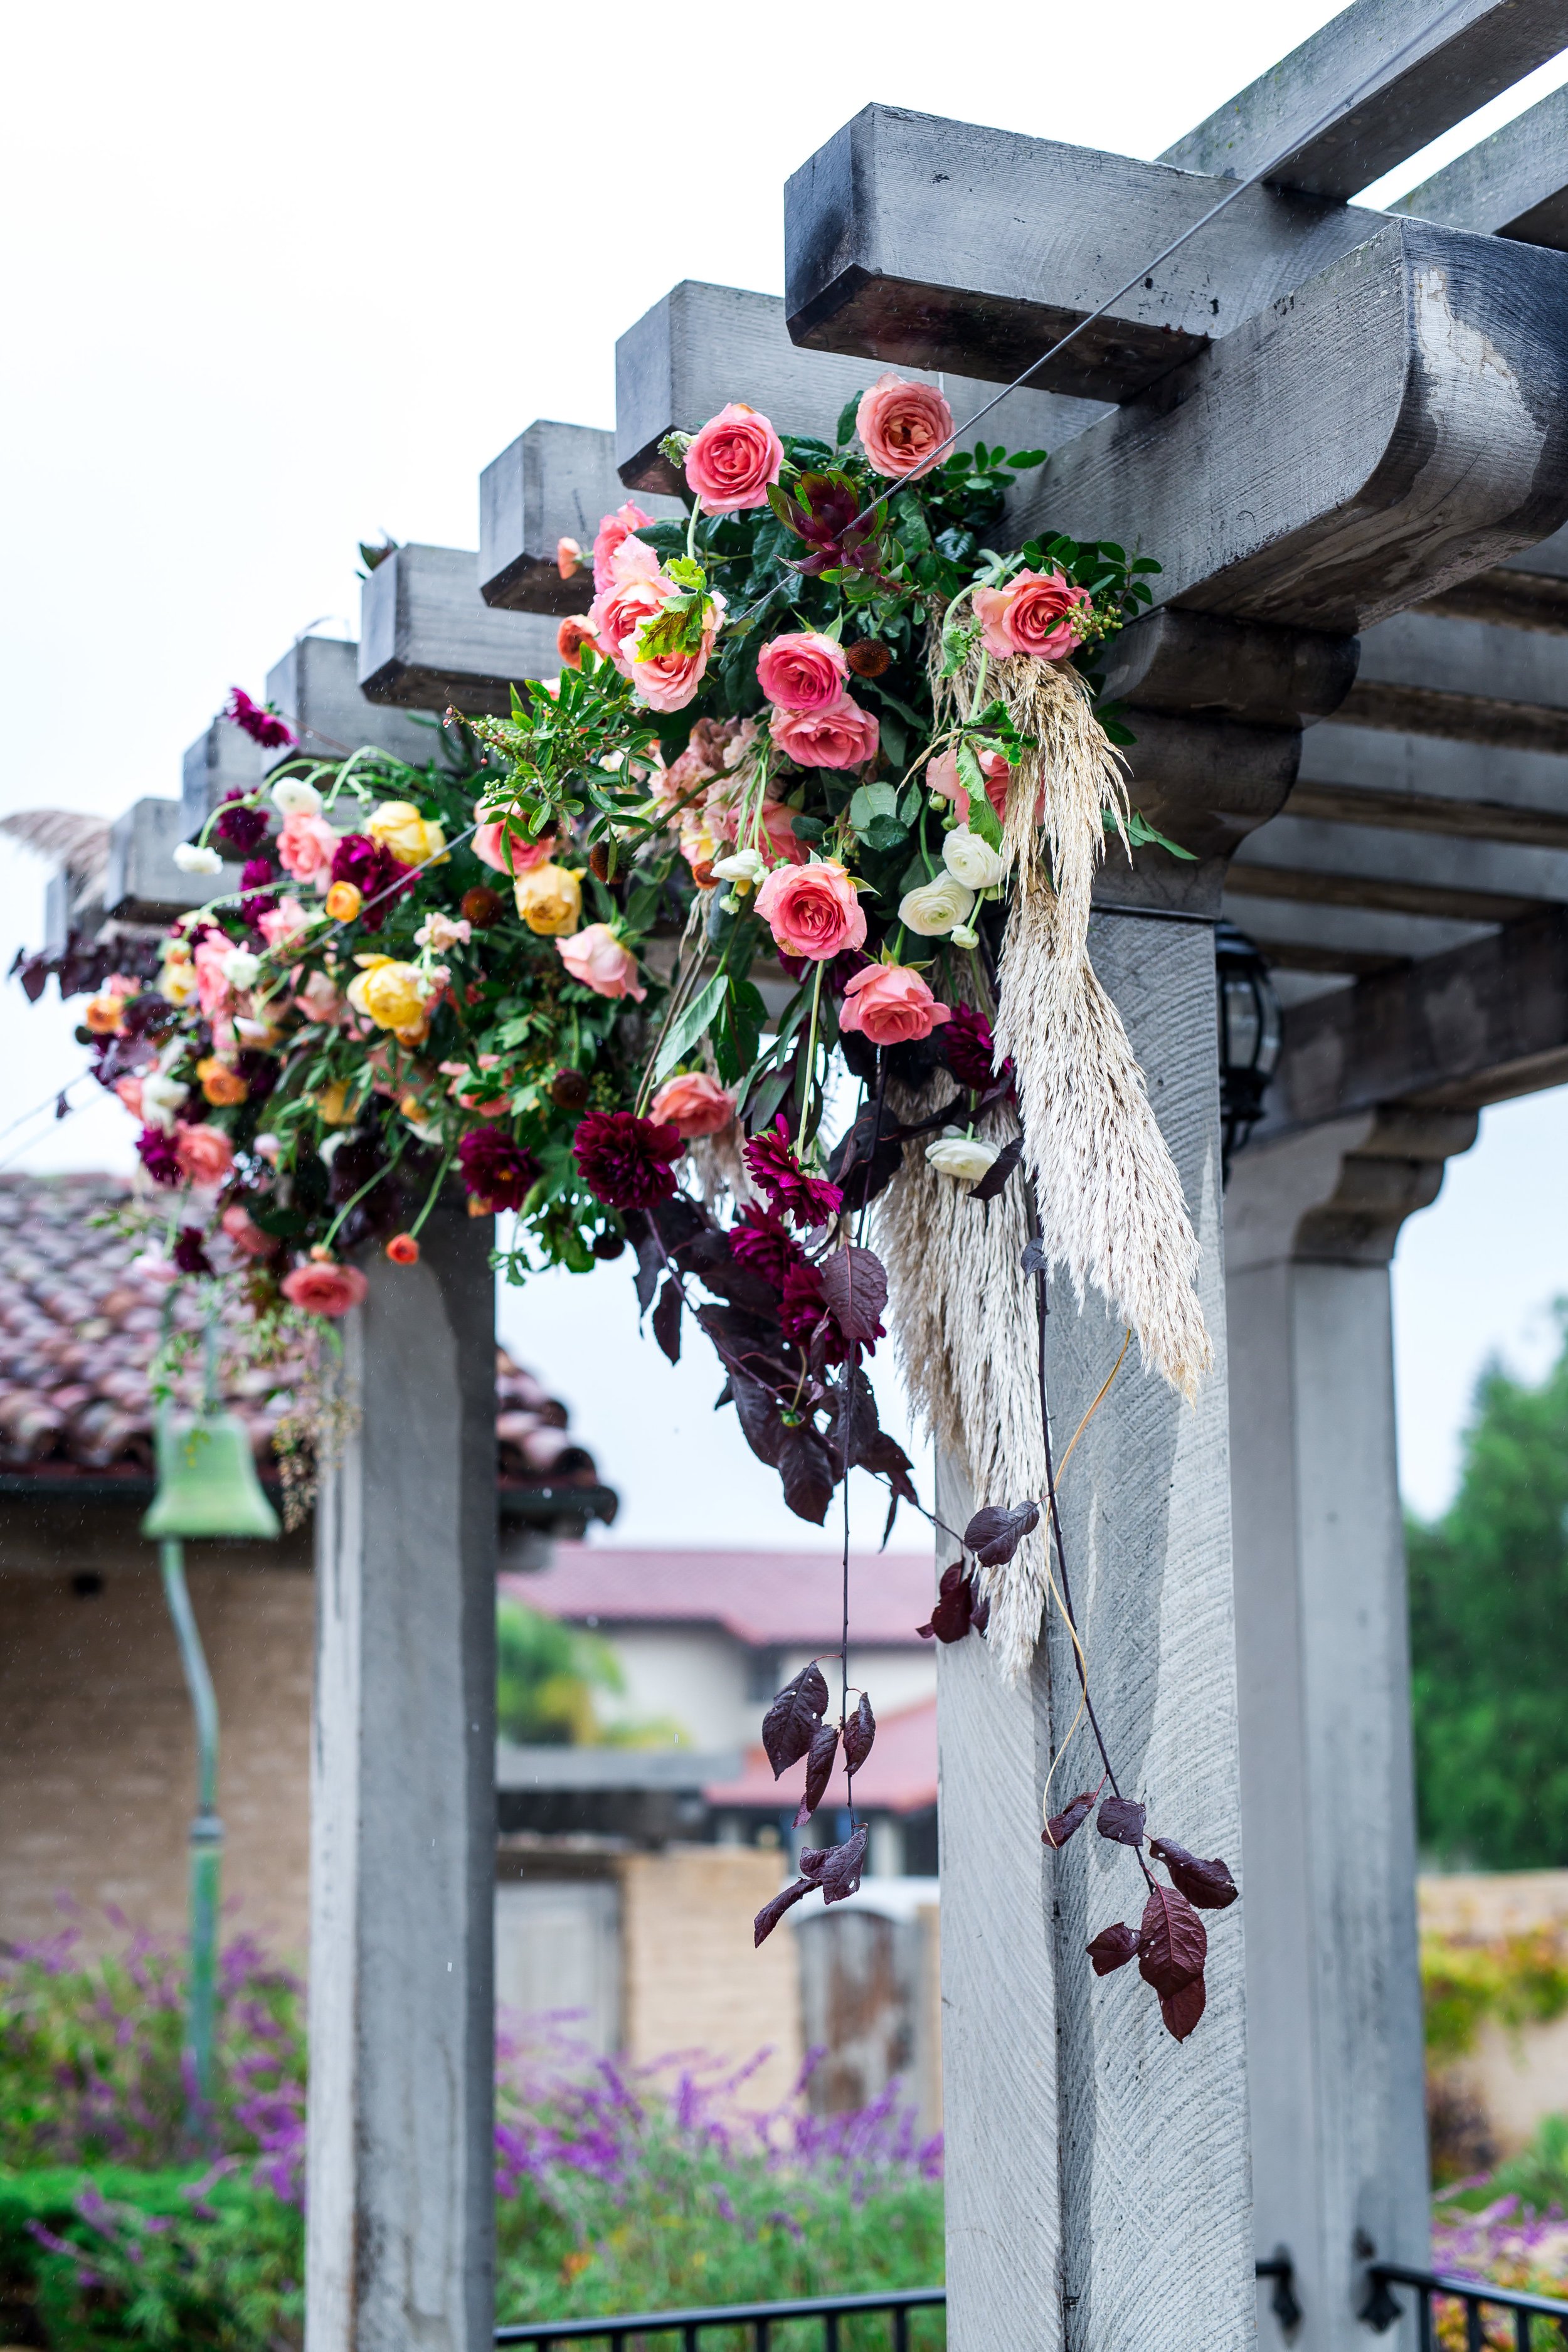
[479,421,683,615]
[1395,79,1568,248]
[180,718,264,837]
[307,1209,497,2352]
[1160,0,1568,201]
[785,106,1385,401]
[358,544,562,718]
[1231,809,1568,913]
[1357,605,1568,707]
[263,635,438,771]
[1009,220,1568,633]
[104,797,244,923]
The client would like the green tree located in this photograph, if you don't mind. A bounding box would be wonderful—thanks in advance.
[1408,1306,1568,1868]
[495,1598,687,1748]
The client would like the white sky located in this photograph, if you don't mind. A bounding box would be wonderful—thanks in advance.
[4,0,1567,1534]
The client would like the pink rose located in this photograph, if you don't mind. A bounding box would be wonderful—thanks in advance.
[684,403,783,515]
[856,373,953,480]
[221,1203,277,1258]
[556,922,646,1001]
[754,861,867,961]
[259,896,311,950]
[972,569,1092,662]
[276,812,340,887]
[592,501,655,593]
[756,632,849,714]
[649,1071,736,1138]
[588,571,670,679]
[174,1123,235,1187]
[474,806,554,875]
[193,935,231,1020]
[294,969,342,1023]
[760,798,810,867]
[770,693,879,772]
[114,1076,144,1119]
[631,620,718,714]
[926,746,1013,826]
[440,1055,511,1118]
[281,1259,369,1317]
[838,963,953,1046]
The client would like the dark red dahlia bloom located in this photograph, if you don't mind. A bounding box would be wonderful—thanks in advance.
[573,1111,682,1211]
[172,1225,214,1276]
[225,687,296,750]
[457,1127,541,1214]
[943,1003,1009,1093]
[238,858,277,923]
[730,1203,805,1291]
[331,834,412,931]
[215,795,271,856]
[137,1126,183,1185]
[776,1260,827,1347]
[743,1117,844,1229]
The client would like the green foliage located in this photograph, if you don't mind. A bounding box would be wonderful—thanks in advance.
[1421,1930,1568,2064]
[495,1597,687,1748]
[1492,2112,1568,2215]
[1408,1307,1568,1868]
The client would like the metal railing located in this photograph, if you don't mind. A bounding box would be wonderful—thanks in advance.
[495,2287,945,2348]
[1364,2262,1568,2346]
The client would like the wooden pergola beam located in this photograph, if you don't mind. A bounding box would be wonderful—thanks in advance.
[358,544,561,717]
[1397,78,1568,246]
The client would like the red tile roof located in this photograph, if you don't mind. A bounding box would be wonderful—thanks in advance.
[511,1542,936,1648]
[703,1696,938,1817]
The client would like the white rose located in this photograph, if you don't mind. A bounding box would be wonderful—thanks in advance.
[271,778,322,817]
[926,1134,999,1182]
[943,828,1009,891]
[221,948,261,988]
[711,847,766,885]
[173,843,223,875]
[898,872,975,938]
[140,1072,190,1134]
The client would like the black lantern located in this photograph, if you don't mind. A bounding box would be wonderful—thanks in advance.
[1214,921,1282,1180]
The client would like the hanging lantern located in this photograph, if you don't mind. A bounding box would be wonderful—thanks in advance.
[142,1411,280,1540]
[1214,921,1282,1182]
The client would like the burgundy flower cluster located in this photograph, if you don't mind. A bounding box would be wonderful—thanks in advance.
[743,1118,844,1229]
[457,1127,541,1214]
[331,834,415,931]
[225,687,296,750]
[572,1112,682,1210]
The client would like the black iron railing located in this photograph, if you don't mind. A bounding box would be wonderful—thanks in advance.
[495,2287,945,2349]
[1364,2261,1568,2345]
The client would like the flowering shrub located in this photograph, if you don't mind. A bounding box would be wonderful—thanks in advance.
[1427,2181,1568,2348]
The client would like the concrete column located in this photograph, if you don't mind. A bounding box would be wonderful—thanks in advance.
[1226,1108,1478,2349]
[307,1204,497,2352]
[938,909,1253,2352]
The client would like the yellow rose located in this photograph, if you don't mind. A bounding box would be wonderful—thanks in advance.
[324,880,363,922]
[366,800,447,869]
[160,941,197,1007]
[345,956,432,1034]
[315,1079,356,1125]
[514,861,582,936]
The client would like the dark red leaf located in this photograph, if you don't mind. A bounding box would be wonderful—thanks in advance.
[963,1501,1040,1567]
[1043,1790,1096,1849]
[844,1693,875,1773]
[1138,1883,1208,1999]
[793,1721,840,1826]
[1097,1796,1147,1848]
[1148,1838,1239,1910]
[817,1244,889,1346]
[729,1369,788,1468]
[754,1877,813,1947]
[857,1428,917,1502]
[1086,1922,1142,1975]
[761,1663,830,1777]
[798,1843,830,1883]
[918,1564,978,1643]
[652,1275,682,1364]
[969,1134,1024,1202]
[805,1823,869,1906]
[777,1425,835,1525]
[1159,1971,1207,2041]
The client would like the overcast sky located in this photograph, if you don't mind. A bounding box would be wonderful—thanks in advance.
[5,0,1568,1534]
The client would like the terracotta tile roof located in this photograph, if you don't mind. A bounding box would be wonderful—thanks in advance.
[0,1173,605,1501]
[514,1543,937,1648]
[702,1696,938,1817]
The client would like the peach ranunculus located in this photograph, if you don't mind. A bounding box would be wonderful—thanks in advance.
[972,568,1093,662]
[926,745,1013,826]
[756,632,849,714]
[276,811,341,887]
[592,501,655,593]
[173,1122,236,1187]
[759,798,810,868]
[754,860,867,961]
[221,1203,278,1258]
[473,805,554,876]
[280,1259,369,1318]
[556,615,602,669]
[556,923,646,1002]
[684,403,783,515]
[769,693,879,772]
[856,373,953,480]
[838,963,954,1046]
[259,896,313,951]
[324,881,363,922]
[649,1071,735,1138]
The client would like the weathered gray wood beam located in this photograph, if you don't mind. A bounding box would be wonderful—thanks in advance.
[1337,607,1568,753]
[1394,80,1568,246]
[1293,718,1568,847]
[1009,218,1568,633]
[1418,519,1568,627]
[783,106,1384,400]
[1229,810,1565,919]
[105,800,244,924]
[1160,0,1568,201]
[615,280,1101,495]
[267,633,443,770]
[1259,906,1568,1126]
[1224,891,1495,972]
[358,544,561,718]
[479,423,684,615]
[181,719,265,836]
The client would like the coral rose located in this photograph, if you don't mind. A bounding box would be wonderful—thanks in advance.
[926,746,1013,826]
[174,1122,236,1187]
[592,502,655,592]
[474,805,553,876]
[221,1203,277,1257]
[588,571,670,679]
[972,569,1092,662]
[856,373,953,480]
[276,811,341,887]
[366,800,447,867]
[514,862,582,936]
[649,1072,735,1138]
[759,799,810,868]
[556,615,601,669]
[556,923,645,1002]
[281,1260,369,1317]
[838,963,953,1046]
[756,632,849,714]
[630,625,718,715]
[754,860,867,961]
[769,694,879,773]
[198,1056,248,1107]
[684,403,783,515]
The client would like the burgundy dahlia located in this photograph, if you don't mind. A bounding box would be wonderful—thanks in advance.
[572,1111,682,1211]
[137,1126,183,1186]
[331,834,411,931]
[943,1003,1009,1094]
[743,1116,844,1229]
[729,1204,805,1291]
[172,1225,215,1277]
[225,687,296,750]
[215,795,271,856]
[457,1128,541,1214]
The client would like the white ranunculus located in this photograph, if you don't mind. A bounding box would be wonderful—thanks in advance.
[139,1071,190,1134]
[221,948,261,988]
[173,842,223,874]
[271,777,322,817]
[898,871,975,937]
[711,847,766,884]
[926,1134,999,1182]
[943,827,1009,891]
[950,921,980,950]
